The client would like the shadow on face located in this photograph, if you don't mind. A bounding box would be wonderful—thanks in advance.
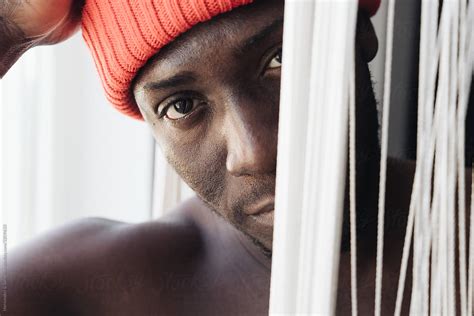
[132,1,379,253]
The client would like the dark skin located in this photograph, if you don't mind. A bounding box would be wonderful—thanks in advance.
[132,0,379,254]
[1,0,472,315]
[133,1,284,253]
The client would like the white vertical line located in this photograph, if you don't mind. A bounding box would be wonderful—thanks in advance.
[270,0,357,314]
[151,147,182,218]
[374,0,396,314]
[269,1,315,313]
[349,47,358,316]
[149,139,156,220]
[457,2,473,315]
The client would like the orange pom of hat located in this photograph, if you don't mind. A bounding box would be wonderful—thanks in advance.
[81,0,381,120]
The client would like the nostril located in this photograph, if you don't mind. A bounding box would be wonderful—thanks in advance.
[226,152,253,177]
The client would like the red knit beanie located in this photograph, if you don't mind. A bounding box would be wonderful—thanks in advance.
[81,0,381,120]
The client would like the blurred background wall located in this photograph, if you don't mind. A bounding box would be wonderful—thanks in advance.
[0,33,193,247]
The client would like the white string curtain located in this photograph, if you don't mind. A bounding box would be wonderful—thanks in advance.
[394,1,474,315]
[271,0,473,315]
[0,33,188,248]
[270,0,358,314]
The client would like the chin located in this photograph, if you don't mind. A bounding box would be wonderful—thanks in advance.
[240,221,274,257]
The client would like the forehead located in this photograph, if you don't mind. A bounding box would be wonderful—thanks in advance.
[133,0,284,91]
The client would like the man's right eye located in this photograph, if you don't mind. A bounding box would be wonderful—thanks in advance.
[158,97,201,120]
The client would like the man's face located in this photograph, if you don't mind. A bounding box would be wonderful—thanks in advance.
[133,0,379,253]
[133,0,284,251]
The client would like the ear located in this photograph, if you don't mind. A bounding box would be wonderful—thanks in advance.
[356,11,378,63]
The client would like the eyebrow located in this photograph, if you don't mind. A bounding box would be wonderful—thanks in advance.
[143,72,196,92]
[239,17,284,54]
[142,18,284,92]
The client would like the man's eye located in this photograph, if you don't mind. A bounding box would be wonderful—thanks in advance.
[267,49,282,69]
[161,98,198,120]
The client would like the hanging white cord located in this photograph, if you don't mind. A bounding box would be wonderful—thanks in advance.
[466,1,474,311]
[426,3,444,315]
[456,0,468,310]
[413,1,438,314]
[447,2,460,314]
[394,0,474,314]
[458,1,474,316]
[394,55,440,316]
[466,3,474,315]
[469,165,474,316]
[374,0,396,315]
[349,52,358,316]
[417,3,451,313]
[428,3,454,315]
[394,0,441,313]
[269,1,358,314]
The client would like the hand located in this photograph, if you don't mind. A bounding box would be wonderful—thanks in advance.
[1,0,85,46]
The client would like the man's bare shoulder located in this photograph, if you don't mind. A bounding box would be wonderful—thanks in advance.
[5,197,206,315]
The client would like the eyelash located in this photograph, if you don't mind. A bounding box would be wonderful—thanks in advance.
[156,92,205,119]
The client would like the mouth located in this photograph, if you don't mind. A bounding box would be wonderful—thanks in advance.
[245,197,275,216]
[241,197,275,227]
[250,208,274,226]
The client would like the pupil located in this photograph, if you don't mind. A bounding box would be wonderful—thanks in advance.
[175,99,192,114]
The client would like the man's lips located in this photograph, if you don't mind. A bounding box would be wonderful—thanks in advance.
[245,197,275,215]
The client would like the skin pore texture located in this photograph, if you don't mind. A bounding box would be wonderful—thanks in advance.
[133,2,284,253]
[1,0,472,315]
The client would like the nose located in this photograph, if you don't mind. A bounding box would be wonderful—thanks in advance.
[224,102,278,177]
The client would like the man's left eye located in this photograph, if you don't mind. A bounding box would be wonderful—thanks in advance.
[267,49,282,69]
[162,98,199,120]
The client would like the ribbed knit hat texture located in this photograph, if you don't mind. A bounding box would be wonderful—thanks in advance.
[81,0,381,120]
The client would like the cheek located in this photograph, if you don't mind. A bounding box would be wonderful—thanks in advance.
[159,128,229,207]
[264,76,281,101]
[149,107,231,208]
[259,77,281,120]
